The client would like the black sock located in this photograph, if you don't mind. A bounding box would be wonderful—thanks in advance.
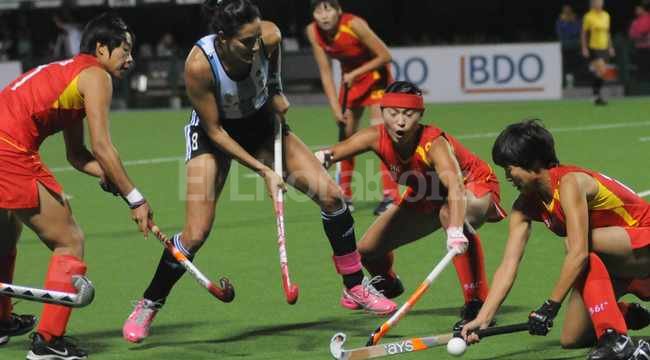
[143,234,193,302]
[322,203,364,288]
[593,76,604,97]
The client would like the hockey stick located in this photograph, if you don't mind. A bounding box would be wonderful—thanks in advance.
[148,222,235,303]
[367,221,478,345]
[273,116,299,304]
[367,247,460,345]
[0,276,94,308]
[330,322,529,360]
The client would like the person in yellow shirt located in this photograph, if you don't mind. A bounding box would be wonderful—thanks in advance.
[581,0,615,106]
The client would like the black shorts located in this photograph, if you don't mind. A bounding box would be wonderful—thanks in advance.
[184,104,290,162]
[589,49,610,62]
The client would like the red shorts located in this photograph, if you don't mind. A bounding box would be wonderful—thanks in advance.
[0,138,62,209]
[398,179,507,223]
[339,68,392,109]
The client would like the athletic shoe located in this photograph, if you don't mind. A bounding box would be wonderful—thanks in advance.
[0,313,37,346]
[625,303,650,330]
[122,299,162,343]
[594,97,608,106]
[452,299,495,332]
[340,277,397,316]
[632,339,650,360]
[587,329,635,360]
[371,275,404,299]
[373,196,395,216]
[26,332,87,360]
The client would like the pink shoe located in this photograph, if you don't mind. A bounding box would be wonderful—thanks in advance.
[341,277,397,316]
[123,299,162,343]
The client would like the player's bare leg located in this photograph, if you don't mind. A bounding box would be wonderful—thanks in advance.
[338,107,364,210]
[14,183,88,359]
[281,131,396,315]
[0,210,36,346]
[368,103,399,215]
[124,153,229,343]
[439,191,495,330]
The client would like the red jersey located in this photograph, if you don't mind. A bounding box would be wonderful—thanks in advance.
[520,165,650,237]
[375,124,498,203]
[0,54,99,152]
[310,13,391,107]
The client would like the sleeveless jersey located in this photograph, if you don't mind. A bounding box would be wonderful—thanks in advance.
[519,165,650,236]
[0,54,99,152]
[193,34,269,120]
[310,13,390,80]
[375,124,497,201]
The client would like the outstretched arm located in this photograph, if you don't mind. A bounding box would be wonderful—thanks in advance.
[315,126,380,169]
[461,204,532,341]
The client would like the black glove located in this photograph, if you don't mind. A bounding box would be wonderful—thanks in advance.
[528,299,561,336]
[99,179,119,196]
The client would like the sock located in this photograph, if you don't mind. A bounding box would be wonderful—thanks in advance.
[452,228,489,303]
[143,233,193,303]
[379,162,398,200]
[0,247,17,322]
[339,158,355,199]
[37,255,87,342]
[322,205,363,288]
[332,251,364,289]
[362,251,397,281]
[592,76,604,97]
[577,253,627,339]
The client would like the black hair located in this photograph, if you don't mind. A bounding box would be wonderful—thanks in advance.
[310,0,341,12]
[79,12,133,55]
[384,81,423,96]
[203,0,261,38]
[643,0,650,11]
[492,119,560,171]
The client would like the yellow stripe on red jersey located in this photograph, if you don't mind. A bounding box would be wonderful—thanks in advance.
[523,165,650,237]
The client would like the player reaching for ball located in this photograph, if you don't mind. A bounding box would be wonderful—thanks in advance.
[0,13,153,360]
[461,120,650,360]
[122,0,397,344]
[315,81,507,331]
[307,0,399,215]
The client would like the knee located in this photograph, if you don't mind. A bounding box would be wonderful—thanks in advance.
[64,225,85,258]
[182,225,211,252]
[319,185,344,213]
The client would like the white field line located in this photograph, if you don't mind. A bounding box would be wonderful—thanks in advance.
[51,156,183,173]
[50,120,650,175]
[638,190,650,198]
[640,137,650,142]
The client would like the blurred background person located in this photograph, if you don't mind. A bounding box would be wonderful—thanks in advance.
[53,12,82,58]
[581,0,615,106]
[557,4,581,47]
[629,1,650,80]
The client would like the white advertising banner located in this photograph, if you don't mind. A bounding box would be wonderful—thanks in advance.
[0,62,22,90]
[334,42,562,103]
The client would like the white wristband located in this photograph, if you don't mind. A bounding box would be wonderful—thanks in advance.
[446,226,464,238]
[126,188,145,208]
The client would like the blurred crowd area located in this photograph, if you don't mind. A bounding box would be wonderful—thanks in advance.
[0,0,649,106]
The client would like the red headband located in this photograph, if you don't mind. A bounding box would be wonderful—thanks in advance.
[380,93,424,111]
